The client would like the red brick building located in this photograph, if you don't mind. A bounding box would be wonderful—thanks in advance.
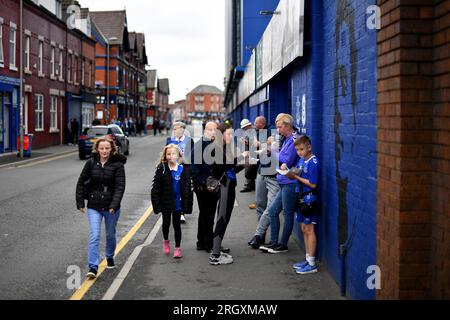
[377,0,450,299]
[0,0,97,151]
[186,85,223,120]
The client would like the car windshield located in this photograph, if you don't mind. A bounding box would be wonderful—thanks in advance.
[87,128,109,136]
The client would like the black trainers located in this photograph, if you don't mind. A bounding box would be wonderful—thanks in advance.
[86,268,97,279]
[248,236,257,246]
[106,258,116,269]
[259,242,278,253]
[251,235,263,249]
[268,244,289,254]
[220,247,231,254]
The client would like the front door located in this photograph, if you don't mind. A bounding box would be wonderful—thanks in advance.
[3,93,11,151]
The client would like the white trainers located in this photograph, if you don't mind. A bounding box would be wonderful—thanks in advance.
[209,252,234,265]
[180,214,186,224]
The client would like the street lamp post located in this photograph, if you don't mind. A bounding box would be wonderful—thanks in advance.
[19,0,24,159]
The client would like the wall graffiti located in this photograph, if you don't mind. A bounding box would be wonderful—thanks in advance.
[334,0,358,247]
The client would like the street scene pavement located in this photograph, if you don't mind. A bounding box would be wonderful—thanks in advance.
[0,132,342,300]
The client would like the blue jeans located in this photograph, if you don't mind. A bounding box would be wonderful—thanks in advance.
[268,183,298,246]
[87,208,120,270]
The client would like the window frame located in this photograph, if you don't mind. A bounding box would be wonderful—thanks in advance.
[24,34,30,72]
[50,45,55,78]
[50,95,58,130]
[35,94,44,132]
[9,22,17,70]
[38,40,44,76]
[58,47,63,81]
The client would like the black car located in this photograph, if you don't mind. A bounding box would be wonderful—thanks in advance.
[78,125,130,160]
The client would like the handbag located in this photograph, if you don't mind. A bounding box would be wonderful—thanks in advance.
[205,172,226,193]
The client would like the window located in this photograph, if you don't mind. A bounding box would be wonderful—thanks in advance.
[0,20,4,66]
[82,106,94,129]
[9,23,16,69]
[50,96,58,130]
[50,46,55,77]
[58,48,63,80]
[88,61,92,87]
[35,94,44,131]
[74,55,77,84]
[81,59,85,86]
[25,35,30,71]
[67,53,72,82]
[55,0,62,19]
[38,40,43,75]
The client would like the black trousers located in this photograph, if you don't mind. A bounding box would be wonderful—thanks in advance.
[212,179,237,256]
[244,165,258,189]
[162,211,182,247]
[196,190,219,250]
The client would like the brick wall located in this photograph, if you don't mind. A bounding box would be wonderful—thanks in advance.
[377,0,450,299]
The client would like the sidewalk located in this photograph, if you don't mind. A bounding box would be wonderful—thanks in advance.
[112,174,344,300]
[0,144,78,168]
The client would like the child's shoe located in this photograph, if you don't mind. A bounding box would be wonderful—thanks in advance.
[163,240,171,255]
[174,247,183,259]
[296,263,318,275]
[293,260,309,270]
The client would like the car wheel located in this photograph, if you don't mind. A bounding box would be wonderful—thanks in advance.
[117,146,122,155]
[124,147,129,156]
[79,152,87,160]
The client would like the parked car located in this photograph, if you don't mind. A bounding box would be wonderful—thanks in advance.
[78,125,130,160]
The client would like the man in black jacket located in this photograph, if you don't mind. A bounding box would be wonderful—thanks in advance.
[191,121,218,251]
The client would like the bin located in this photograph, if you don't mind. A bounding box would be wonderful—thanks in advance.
[17,134,33,157]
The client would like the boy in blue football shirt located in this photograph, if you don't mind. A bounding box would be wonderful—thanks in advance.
[285,135,320,274]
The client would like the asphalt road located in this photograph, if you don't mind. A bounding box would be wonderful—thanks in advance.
[0,134,167,300]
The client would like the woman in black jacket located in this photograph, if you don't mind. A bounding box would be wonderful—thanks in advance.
[76,137,126,279]
[151,144,193,259]
[209,123,245,265]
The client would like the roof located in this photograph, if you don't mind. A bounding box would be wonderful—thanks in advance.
[158,79,170,95]
[90,10,128,46]
[188,85,223,95]
[146,70,157,89]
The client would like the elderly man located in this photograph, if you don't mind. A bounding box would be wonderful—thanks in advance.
[240,119,258,193]
[191,121,219,251]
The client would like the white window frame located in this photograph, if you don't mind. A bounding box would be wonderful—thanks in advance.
[88,61,92,87]
[58,47,63,81]
[50,95,58,130]
[9,22,17,71]
[0,18,4,67]
[38,40,44,76]
[50,45,55,78]
[24,34,30,72]
[35,94,44,132]
[81,59,85,86]
[74,55,78,85]
[67,53,72,83]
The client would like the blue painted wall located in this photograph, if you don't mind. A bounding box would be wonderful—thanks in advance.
[230,0,378,299]
[242,0,280,67]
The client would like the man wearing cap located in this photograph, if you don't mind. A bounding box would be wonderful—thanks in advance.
[239,119,258,193]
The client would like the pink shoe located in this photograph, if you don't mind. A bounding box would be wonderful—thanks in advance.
[174,247,183,259]
[163,240,170,255]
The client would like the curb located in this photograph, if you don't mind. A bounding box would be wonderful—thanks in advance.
[0,150,78,169]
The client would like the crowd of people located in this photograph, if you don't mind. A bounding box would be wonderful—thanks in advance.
[76,113,321,279]
[113,117,147,137]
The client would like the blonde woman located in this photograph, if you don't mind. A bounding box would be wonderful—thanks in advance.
[151,144,193,259]
[76,137,127,279]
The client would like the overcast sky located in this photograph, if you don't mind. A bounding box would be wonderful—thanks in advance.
[80,0,225,103]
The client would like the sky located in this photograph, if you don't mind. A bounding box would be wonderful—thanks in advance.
[80,0,226,103]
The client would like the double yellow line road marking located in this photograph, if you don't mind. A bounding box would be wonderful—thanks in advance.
[70,205,154,300]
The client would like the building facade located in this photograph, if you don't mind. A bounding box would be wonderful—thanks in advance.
[225,0,450,300]
[186,85,223,121]
[0,0,97,152]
